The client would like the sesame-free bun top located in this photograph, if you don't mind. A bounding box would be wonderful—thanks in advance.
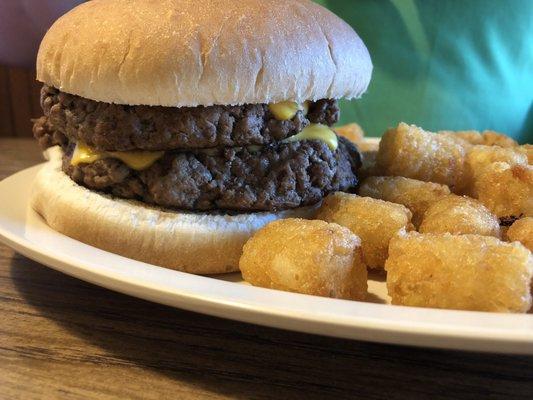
[36,0,372,107]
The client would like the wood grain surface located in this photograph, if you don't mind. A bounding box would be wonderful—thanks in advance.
[1,138,533,400]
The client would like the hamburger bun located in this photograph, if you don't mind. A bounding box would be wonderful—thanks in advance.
[31,147,318,274]
[32,0,369,274]
[36,0,372,107]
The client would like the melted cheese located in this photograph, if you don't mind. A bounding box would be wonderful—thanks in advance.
[283,123,338,151]
[108,150,165,170]
[71,142,164,170]
[268,101,309,121]
[70,122,337,169]
[71,142,104,165]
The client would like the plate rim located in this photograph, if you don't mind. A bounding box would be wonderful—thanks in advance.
[1,164,533,355]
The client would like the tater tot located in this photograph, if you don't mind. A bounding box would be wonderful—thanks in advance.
[335,123,365,144]
[474,162,533,218]
[462,145,528,195]
[439,130,482,146]
[239,219,367,300]
[520,144,533,164]
[466,144,528,170]
[357,139,380,153]
[358,176,450,227]
[386,232,533,313]
[419,194,500,237]
[377,123,467,190]
[334,123,378,170]
[481,131,518,148]
[506,217,533,251]
[440,130,518,148]
[315,192,414,269]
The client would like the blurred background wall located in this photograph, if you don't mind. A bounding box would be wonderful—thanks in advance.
[0,0,85,138]
[0,0,531,142]
[0,66,42,138]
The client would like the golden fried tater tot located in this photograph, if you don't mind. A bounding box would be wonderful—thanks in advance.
[386,232,533,313]
[419,194,500,237]
[462,145,528,195]
[474,162,533,218]
[315,192,414,269]
[481,131,518,148]
[358,140,379,153]
[506,217,533,251]
[240,218,367,300]
[358,176,450,227]
[377,123,467,190]
[520,144,533,164]
[466,145,527,171]
[335,123,365,144]
[439,130,483,146]
[440,130,517,148]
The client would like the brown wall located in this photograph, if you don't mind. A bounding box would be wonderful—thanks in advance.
[0,66,42,137]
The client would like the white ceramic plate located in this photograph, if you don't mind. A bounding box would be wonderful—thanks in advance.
[1,164,532,354]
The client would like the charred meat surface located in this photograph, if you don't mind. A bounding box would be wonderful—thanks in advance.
[63,137,360,211]
[39,85,340,151]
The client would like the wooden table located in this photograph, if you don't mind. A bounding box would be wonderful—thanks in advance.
[1,138,533,400]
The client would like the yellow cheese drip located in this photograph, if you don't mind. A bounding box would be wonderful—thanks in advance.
[268,101,309,121]
[71,142,164,170]
[108,150,165,170]
[71,142,104,165]
[283,123,338,151]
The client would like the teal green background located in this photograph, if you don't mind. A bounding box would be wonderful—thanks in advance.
[316,0,533,143]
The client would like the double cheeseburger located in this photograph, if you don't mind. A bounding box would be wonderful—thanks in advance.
[31,0,372,274]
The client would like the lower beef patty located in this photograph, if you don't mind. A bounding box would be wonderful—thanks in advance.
[36,85,339,151]
[63,137,360,211]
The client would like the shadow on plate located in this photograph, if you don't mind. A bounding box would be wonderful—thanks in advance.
[10,255,533,400]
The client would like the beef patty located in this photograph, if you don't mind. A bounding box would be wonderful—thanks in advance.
[36,85,339,151]
[62,137,360,211]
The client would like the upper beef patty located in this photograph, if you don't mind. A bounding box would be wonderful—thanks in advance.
[63,137,360,211]
[36,85,340,152]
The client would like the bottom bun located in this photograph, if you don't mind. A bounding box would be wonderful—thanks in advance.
[31,147,318,274]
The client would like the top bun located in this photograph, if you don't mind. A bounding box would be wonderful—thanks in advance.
[36,0,372,107]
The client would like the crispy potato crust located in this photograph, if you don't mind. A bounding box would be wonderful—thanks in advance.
[440,130,517,148]
[358,176,450,227]
[239,218,368,300]
[462,145,528,195]
[439,130,483,146]
[315,192,413,269]
[507,217,533,251]
[419,194,500,237]
[520,144,533,164]
[335,123,365,144]
[377,123,467,190]
[481,131,518,148]
[386,232,533,313]
[474,162,533,218]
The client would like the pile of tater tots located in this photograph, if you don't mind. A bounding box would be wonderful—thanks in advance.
[239,122,533,313]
